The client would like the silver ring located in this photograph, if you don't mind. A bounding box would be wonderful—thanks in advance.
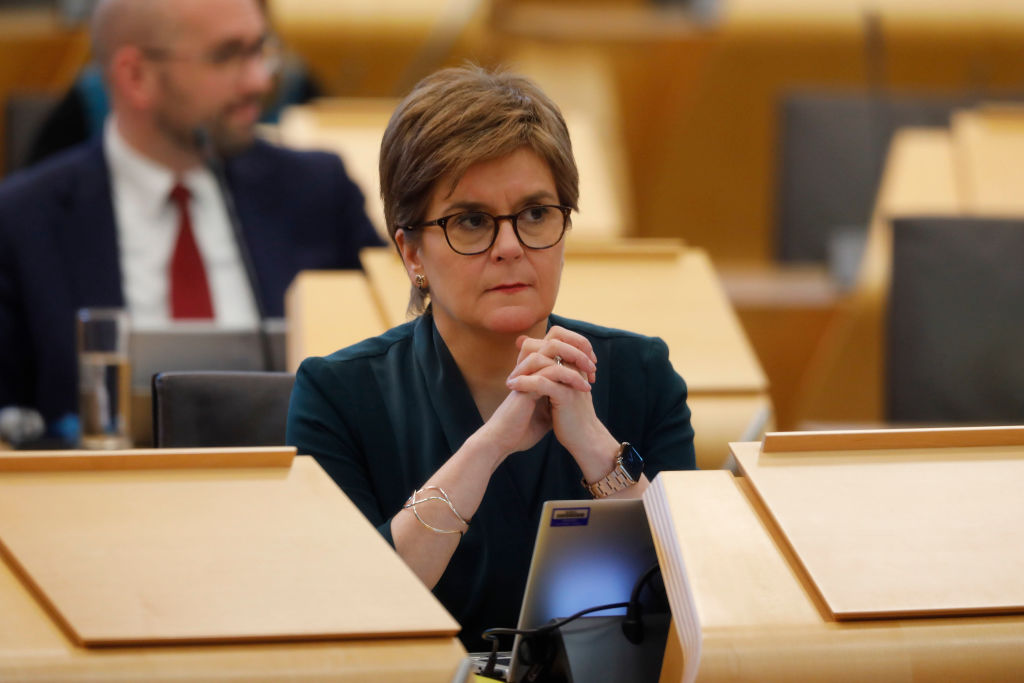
[553,355,563,367]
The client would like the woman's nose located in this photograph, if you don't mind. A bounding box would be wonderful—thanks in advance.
[490,217,524,261]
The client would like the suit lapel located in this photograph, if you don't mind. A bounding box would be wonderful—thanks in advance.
[225,142,281,315]
[56,141,124,308]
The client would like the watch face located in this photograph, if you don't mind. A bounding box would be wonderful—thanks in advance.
[621,444,644,481]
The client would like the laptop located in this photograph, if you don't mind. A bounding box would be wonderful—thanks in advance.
[129,319,287,389]
[472,498,667,682]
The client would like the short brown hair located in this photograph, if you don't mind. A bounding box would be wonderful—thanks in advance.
[379,65,579,313]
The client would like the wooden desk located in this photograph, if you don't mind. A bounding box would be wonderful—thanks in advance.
[647,429,1024,681]
[0,449,467,681]
[285,270,389,369]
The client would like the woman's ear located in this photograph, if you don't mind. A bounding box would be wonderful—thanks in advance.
[394,229,422,283]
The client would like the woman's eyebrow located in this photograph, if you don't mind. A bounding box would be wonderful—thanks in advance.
[440,191,558,215]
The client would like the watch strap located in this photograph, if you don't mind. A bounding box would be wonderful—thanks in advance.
[583,442,638,498]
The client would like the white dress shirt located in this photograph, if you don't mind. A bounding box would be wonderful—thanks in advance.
[104,118,259,330]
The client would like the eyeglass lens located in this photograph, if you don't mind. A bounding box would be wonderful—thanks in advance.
[446,205,566,254]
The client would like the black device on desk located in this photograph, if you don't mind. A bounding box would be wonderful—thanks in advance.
[472,498,670,683]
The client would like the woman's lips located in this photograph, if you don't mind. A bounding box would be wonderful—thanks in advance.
[489,283,529,294]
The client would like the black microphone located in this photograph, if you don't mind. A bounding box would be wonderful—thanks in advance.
[193,127,274,372]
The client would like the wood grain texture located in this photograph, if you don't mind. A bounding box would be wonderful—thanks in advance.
[0,447,295,472]
[762,426,1024,453]
[738,436,1024,620]
[646,456,1024,682]
[0,456,458,646]
[0,536,465,681]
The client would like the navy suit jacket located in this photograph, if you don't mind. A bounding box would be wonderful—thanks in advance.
[0,137,381,431]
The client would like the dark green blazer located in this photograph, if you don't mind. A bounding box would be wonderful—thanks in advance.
[286,312,696,650]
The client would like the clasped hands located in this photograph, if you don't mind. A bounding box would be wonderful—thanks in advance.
[483,326,615,465]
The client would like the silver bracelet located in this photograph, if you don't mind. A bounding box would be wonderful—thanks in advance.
[402,485,469,536]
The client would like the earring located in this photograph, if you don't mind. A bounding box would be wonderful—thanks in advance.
[415,274,427,290]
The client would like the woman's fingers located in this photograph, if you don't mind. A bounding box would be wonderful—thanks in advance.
[507,365,590,396]
[513,336,596,383]
[508,351,593,390]
[547,326,597,364]
[518,326,596,363]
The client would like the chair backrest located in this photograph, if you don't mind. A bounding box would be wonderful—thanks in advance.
[151,371,295,448]
[3,92,60,175]
[886,217,1024,422]
[776,91,1002,265]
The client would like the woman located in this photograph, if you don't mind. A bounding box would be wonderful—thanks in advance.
[286,65,696,650]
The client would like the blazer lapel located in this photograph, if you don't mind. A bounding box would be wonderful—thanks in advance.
[224,142,282,315]
[56,141,124,308]
[412,314,484,457]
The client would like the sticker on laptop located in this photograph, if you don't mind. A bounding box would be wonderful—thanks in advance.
[550,506,591,527]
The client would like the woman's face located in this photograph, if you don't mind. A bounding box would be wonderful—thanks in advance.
[396,146,566,340]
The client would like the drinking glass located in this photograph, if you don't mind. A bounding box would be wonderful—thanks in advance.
[77,308,132,449]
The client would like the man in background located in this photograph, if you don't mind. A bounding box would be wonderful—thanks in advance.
[0,0,381,443]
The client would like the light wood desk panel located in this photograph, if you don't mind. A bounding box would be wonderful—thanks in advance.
[0,553,464,682]
[0,451,466,681]
[285,270,389,371]
[647,458,1024,682]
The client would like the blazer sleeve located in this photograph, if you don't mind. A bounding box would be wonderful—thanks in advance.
[639,336,697,475]
[286,355,397,545]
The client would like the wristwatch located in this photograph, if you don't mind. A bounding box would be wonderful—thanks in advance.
[583,442,644,498]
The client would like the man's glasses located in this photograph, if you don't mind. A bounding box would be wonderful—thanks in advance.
[404,205,572,255]
[142,35,281,79]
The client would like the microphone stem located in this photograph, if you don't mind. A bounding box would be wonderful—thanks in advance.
[195,129,274,372]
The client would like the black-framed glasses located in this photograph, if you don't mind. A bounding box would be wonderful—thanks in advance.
[404,204,572,255]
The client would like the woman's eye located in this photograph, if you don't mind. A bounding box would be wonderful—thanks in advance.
[454,212,491,230]
[521,206,548,223]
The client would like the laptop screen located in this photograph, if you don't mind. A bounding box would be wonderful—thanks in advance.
[506,498,662,681]
[517,499,658,628]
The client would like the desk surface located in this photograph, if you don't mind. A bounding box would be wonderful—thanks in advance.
[646,452,1024,682]
[0,451,466,681]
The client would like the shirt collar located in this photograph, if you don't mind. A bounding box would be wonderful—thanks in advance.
[104,117,216,217]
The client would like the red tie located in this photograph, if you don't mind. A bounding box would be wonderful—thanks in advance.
[169,183,214,319]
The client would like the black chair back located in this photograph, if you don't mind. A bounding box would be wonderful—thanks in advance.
[887,217,1024,422]
[152,371,295,448]
[4,93,60,174]
[776,91,1014,265]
